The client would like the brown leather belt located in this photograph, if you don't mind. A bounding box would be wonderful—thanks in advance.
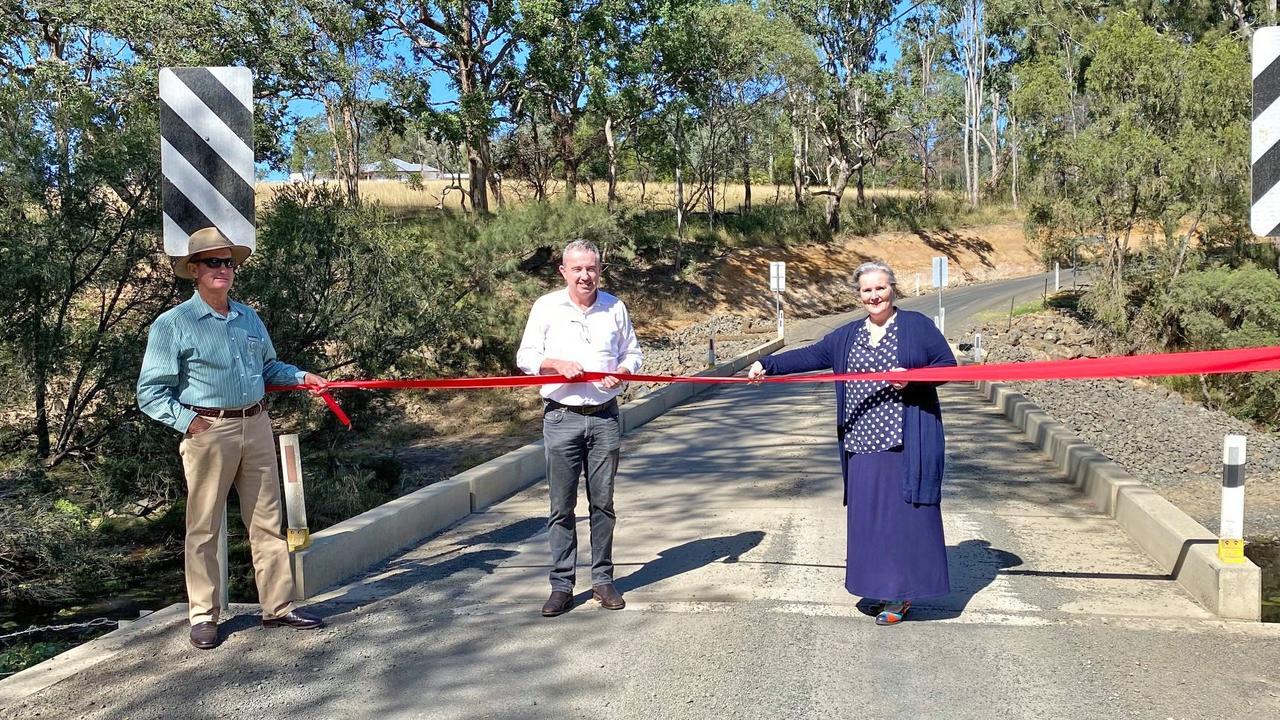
[183,399,266,419]
[545,399,617,416]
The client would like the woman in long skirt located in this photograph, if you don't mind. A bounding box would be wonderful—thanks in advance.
[749,260,955,624]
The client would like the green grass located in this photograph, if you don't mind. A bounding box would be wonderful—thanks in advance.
[1,641,73,677]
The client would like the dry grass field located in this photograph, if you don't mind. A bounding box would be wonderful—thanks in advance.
[257,178,929,214]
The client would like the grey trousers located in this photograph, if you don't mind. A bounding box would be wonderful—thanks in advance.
[543,402,621,592]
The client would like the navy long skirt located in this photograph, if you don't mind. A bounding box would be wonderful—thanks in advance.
[845,449,950,600]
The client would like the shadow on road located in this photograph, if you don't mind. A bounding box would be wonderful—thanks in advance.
[909,539,1024,621]
[610,531,767,596]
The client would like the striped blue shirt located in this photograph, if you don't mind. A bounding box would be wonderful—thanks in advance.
[136,293,305,433]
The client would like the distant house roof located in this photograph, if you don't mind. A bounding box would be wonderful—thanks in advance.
[359,158,440,174]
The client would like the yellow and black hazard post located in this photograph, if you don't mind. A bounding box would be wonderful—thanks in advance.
[1218,435,1247,564]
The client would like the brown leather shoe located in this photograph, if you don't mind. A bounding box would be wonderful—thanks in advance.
[541,590,574,617]
[262,609,323,630]
[189,621,219,649]
[592,583,625,610]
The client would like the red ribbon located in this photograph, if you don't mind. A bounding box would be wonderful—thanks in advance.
[270,345,1280,428]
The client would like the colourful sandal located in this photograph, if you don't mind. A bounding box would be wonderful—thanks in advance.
[875,600,911,626]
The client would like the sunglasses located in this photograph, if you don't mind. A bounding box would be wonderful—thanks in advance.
[194,257,237,269]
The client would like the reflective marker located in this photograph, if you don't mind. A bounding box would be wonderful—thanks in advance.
[279,434,312,552]
[1219,434,1247,564]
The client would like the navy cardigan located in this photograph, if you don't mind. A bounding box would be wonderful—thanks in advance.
[759,309,956,505]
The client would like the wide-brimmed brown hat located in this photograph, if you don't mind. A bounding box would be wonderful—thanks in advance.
[171,227,252,279]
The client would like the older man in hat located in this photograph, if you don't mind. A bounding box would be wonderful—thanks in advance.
[137,227,326,650]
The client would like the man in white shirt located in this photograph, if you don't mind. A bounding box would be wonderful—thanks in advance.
[516,239,643,617]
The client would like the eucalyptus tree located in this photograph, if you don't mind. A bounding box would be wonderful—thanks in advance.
[375,0,522,212]
[0,0,299,465]
[893,1,959,206]
[778,0,896,230]
[519,0,638,201]
[704,3,812,212]
[1018,12,1249,328]
[277,0,385,201]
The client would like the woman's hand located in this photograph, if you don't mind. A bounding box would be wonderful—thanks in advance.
[888,367,908,390]
[747,361,767,382]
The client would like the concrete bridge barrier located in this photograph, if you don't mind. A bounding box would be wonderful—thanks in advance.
[977,380,1262,620]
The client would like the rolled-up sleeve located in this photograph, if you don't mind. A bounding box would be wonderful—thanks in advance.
[136,318,199,433]
[615,304,643,373]
[516,301,548,375]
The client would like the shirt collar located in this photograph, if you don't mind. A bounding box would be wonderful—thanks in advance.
[555,287,604,313]
[189,292,240,321]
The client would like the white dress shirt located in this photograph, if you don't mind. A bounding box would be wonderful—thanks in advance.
[516,288,643,405]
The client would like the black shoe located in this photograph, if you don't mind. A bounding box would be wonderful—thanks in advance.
[190,621,220,649]
[262,609,323,630]
[541,590,574,617]
[592,583,625,610]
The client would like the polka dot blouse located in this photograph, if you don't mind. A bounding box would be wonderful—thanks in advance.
[843,316,905,454]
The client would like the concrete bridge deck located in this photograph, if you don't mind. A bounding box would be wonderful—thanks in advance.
[4,373,1279,719]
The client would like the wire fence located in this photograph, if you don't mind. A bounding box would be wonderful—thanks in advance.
[0,617,119,642]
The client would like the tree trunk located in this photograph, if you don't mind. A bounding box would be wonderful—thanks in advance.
[341,99,360,202]
[455,30,491,213]
[465,140,490,213]
[856,163,865,207]
[1010,105,1020,209]
[675,115,686,238]
[675,166,685,239]
[959,0,985,208]
[33,356,49,460]
[823,159,852,232]
[706,168,716,228]
[791,101,805,210]
[530,120,547,201]
[605,115,620,212]
[324,99,359,202]
[559,120,578,201]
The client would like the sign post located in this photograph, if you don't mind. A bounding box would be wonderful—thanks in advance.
[769,261,786,338]
[159,67,256,256]
[931,256,948,333]
[1253,28,1280,237]
[1219,435,1247,564]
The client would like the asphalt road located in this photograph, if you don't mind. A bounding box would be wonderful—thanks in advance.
[4,271,1278,720]
[787,270,1078,346]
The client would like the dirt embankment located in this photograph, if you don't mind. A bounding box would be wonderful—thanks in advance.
[627,222,1041,337]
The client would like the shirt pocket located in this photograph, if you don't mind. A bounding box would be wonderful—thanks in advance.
[231,327,265,377]
[245,336,264,376]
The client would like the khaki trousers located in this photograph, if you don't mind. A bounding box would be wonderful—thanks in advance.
[178,411,294,624]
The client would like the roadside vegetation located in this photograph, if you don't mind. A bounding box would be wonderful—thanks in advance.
[4,0,1278,674]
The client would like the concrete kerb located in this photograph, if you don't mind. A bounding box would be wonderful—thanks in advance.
[291,477,473,599]
[0,603,231,709]
[974,379,1262,621]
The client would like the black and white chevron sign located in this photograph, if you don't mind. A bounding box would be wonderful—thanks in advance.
[1253,29,1280,237]
[159,67,255,256]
